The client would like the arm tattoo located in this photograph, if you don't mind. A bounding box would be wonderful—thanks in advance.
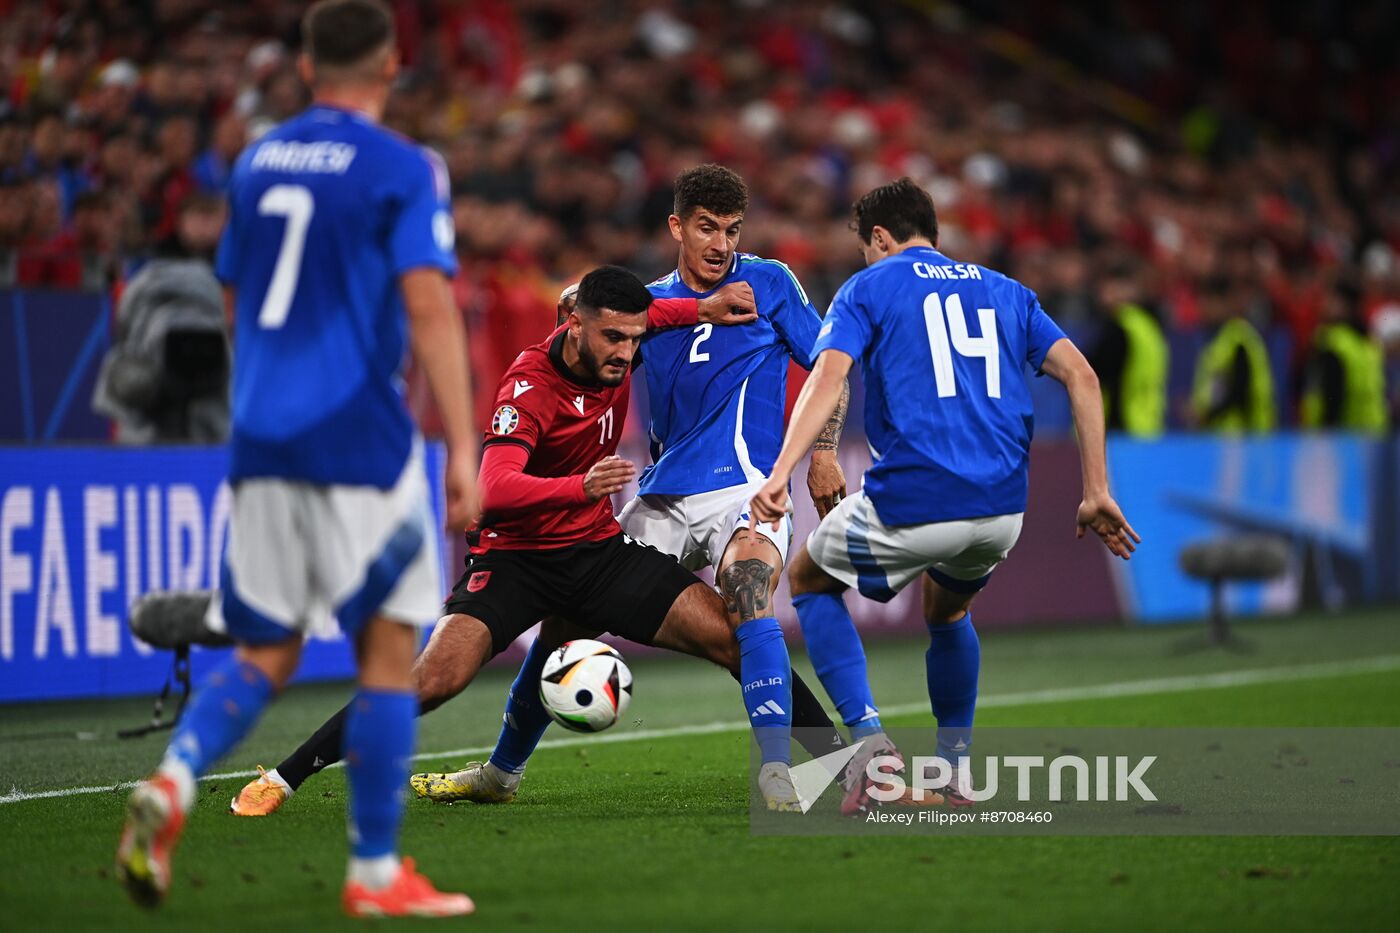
[719,558,776,622]
[813,380,850,452]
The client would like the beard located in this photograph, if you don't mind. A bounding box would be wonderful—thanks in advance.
[579,339,628,386]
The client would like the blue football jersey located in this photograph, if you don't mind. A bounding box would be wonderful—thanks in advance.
[641,253,822,496]
[215,104,456,487]
[814,246,1067,525]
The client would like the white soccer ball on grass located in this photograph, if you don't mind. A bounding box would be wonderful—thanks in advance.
[539,639,633,733]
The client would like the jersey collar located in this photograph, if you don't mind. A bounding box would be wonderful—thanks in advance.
[671,252,739,297]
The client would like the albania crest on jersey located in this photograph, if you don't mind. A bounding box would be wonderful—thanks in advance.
[491,405,520,435]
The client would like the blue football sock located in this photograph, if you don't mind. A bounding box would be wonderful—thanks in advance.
[735,617,792,765]
[165,657,273,780]
[926,612,980,762]
[343,688,416,859]
[488,638,553,774]
[793,592,883,738]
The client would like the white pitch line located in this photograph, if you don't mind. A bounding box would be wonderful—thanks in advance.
[3,653,1399,806]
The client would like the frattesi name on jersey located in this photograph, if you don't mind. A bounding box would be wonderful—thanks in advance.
[251,141,357,174]
[913,262,982,280]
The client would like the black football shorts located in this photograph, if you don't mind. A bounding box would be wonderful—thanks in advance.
[442,533,701,656]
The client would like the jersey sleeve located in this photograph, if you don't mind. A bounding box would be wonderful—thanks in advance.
[214,214,238,285]
[479,442,588,518]
[812,276,873,362]
[214,155,248,285]
[1024,287,1068,372]
[482,359,555,453]
[390,146,458,278]
[647,297,698,329]
[764,262,825,369]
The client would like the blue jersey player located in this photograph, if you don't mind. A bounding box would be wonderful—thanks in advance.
[414,165,851,812]
[117,0,477,918]
[752,178,1140,816]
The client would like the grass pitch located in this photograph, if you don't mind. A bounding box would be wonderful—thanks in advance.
[2,609,1398,931]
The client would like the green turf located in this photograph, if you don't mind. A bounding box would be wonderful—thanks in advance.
[2,609,1398,931]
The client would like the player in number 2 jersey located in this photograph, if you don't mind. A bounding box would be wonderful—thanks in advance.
[428,165,849,813]
[752,179,1140,815]
[117,0,476,918]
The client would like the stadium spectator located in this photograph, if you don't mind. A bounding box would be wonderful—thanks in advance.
[0,179,30,287]
[1375,308,1400,430]
[1190,280,1277,432]
[85,59,142,136]
[16,189,120,291]
[1087,258,1169,436]
[1299,286,1389,433]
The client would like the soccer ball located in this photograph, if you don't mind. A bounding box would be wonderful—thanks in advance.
[539,639,633,733]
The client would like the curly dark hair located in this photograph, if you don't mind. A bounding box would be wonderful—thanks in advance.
[673,164,749,219]
[575,264,652,315]
[852,177,938,245]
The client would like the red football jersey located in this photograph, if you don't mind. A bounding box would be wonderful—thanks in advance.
[476,325,631,550]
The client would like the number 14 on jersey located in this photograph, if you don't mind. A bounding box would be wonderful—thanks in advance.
[924,292,1001,399]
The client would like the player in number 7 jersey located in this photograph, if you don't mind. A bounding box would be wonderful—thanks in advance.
[751,178,1140,815]
[116,0,477,918]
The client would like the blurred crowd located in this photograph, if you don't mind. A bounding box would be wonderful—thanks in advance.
[2,0,1400,435]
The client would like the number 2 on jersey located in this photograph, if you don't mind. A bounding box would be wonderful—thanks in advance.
[256,184,314,329]
[923,292,1000,398]
[688,323,713,363]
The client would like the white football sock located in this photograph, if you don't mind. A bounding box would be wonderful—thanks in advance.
[263,768,293,795]
[484,762,522,786]
[157,757,196,812]
[347,854,400,891]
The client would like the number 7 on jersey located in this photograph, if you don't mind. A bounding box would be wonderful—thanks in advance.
[255,184,315,329]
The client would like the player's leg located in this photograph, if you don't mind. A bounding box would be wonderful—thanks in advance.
[232,609,487,814]
[118,479,308,905]
[411,615,593,803]
[788,496,886,742]
[314,460,475,917]
[716,529,795,767]
[919,574,981,806]
[919,512,1024,796]
[642,588,842,758]
[398,547,570,803]
[486,617,592,772]
[236,548,548,812]
[793,491,952,815]
[641,485,843,758]
[339,611,484,917]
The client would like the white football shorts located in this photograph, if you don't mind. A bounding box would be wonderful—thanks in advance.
[208,441,443,643]
[618,476,792,572]
[805,489,1023,603]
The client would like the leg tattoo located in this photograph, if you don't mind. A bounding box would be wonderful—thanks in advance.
[719,558,775,622]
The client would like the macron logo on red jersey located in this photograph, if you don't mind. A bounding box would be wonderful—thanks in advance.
[513,380,533,398]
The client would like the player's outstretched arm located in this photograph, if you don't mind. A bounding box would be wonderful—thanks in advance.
[403,267,479,530]
[807,380,849,517]
[751,349,855,529]
[556,281,756,331]
[1039,338,1141,560]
